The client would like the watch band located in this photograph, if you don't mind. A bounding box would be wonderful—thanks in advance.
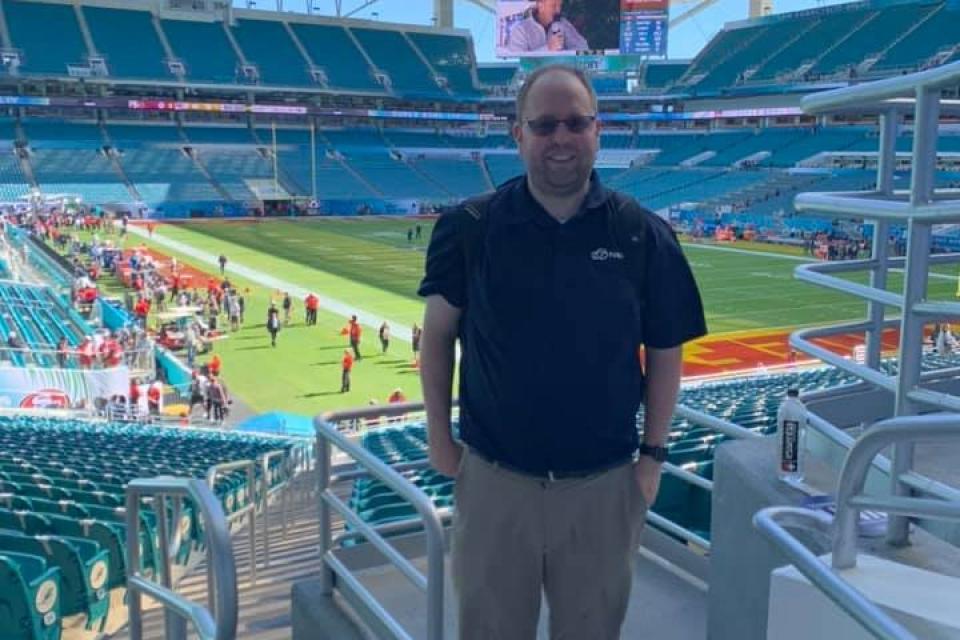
[638,442,668,463]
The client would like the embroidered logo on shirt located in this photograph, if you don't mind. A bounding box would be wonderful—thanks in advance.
[590,248,624,261]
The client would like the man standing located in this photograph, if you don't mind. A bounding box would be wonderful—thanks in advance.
[418,65,706,639]
[340,349,354,393]
[218,254,228,275]
[347,315,362,360]
[506,0,589,54]
[378,321,390,354]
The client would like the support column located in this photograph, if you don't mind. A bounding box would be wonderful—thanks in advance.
[434,0,454,28]
[865,110,898,370]
[888,87,940,545]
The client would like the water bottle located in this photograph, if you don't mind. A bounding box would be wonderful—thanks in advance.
[777,388,806,484]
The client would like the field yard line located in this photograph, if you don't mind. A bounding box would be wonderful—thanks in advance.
[682,242,813,262]
[128,225,415,343]
[686,243,959,282]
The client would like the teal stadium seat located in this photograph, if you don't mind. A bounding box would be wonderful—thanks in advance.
[83,6,169,80]
[0,530,109,631]
[0,551,60,640]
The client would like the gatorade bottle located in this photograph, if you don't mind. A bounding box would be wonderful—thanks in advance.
[777,388,806,484]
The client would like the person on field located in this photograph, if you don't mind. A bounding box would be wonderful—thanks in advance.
[267,303,281,347]
[218,254,228,275]
[282,292,293,325]
[411,322,422,367]
[379,322,391,354]
[341,349,354,393]
[418,65,706,639]
[347,315,362,360]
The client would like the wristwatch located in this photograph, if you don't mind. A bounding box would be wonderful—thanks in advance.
[638,442,668,463]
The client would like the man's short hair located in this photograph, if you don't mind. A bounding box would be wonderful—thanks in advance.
[515,65,599,122]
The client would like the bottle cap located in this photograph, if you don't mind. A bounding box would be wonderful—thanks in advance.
[786,388,800,397]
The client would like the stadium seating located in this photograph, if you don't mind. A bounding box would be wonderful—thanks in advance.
[0,283,89,365]
[349,27,446,98]
[748,7,872,82]
[288,23,381,92]
[161,18,240,84]
[643,63,689,89]
[484,155,525,185]
[345,153,447,199]
[695,17,819,90]
[412,158,491,198]
[232,18,313,87]
[0,150,29,202]
[406,31,480,97]
[807,3,936,78]
[30,149,131,204]
[22,121,103,150]
[872,4,958,71]
[83,6,169,80]
[0,415,295,637]
[4,0,88,75]
[0,550,60,640]
[350,353,960,540]
[477,64,517,87]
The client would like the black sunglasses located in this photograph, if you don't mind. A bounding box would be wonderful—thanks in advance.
[524,114,597,136]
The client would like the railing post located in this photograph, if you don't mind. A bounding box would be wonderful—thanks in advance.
[316,430,333,594]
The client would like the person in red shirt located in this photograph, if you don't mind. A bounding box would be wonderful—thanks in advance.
[147,222,156,238]
[304,293,319,326]
[77,337,95,368]
[347,315,362,360]
[341,349,354,393]
[129,378,141,412]
[209,354,222,377]
[147,382,162,415]
[388,388,406,404]
[100,337,123,368]
[134,297,150,328]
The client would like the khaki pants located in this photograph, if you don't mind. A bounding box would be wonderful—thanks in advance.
[452,447,647,640]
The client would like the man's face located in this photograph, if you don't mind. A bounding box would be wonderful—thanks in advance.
[536,0,562,23]
[513,71,600,199]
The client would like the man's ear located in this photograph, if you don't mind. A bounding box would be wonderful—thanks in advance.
[512,120,523,145]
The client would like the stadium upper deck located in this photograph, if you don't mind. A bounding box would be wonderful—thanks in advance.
[0,0,954,102]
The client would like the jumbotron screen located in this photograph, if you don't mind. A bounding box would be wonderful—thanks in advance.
[495,0,668,58]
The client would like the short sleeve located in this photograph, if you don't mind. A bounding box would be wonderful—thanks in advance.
[642,215,707,349]
[417,209,467,308]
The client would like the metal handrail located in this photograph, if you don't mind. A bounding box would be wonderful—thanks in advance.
[833,414,960,566]
[801,60,960,114]
[753,506,915,640]
[315,401,446,640]
[207,459,257,585]
[259,449,292,568]
[125,476,238,640]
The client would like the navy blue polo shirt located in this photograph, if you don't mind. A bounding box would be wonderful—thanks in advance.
[418,172,706,474]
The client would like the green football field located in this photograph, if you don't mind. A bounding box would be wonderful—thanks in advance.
[130,218,957,416]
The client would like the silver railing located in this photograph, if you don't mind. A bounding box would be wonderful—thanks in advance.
[125,477,238,640]
[207,459,257,585]
[754,414,960,640]
[315,402,446,640]
[259,449,291,568]
[790,60,960,546]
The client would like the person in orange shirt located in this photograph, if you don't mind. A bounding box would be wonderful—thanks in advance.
[209,353,222,377]
[341,349,354,393]
[347,315,362,360]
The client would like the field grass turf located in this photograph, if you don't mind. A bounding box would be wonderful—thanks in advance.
[128,218,956,414]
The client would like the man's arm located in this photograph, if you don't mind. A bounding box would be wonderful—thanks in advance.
[635,345,683,505]
[420,294,463,477]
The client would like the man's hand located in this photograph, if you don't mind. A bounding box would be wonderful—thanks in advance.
[430,436,464,478]
[547,29,565,51]
[634,456,662,507]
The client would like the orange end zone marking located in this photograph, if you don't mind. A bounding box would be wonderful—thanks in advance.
[683,327,902,378]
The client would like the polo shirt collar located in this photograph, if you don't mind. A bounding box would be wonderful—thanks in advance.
[508,170,610,226]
